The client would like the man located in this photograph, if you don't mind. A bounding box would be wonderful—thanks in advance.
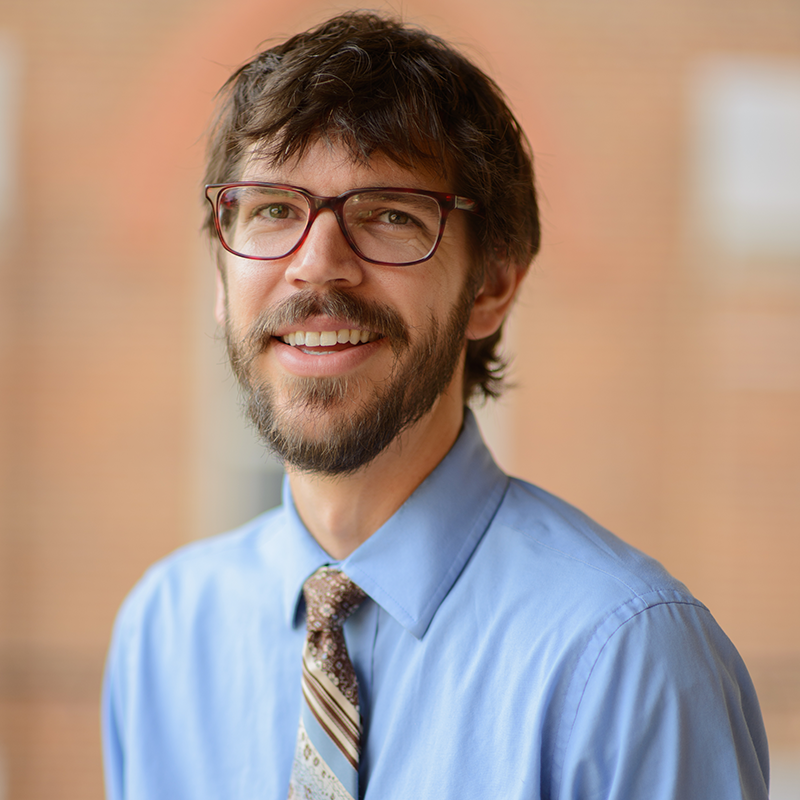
[102,12,769,800]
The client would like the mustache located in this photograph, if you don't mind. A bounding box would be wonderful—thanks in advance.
[231,288,410,365]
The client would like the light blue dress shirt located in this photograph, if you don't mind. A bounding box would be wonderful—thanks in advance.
[103,411,769,799]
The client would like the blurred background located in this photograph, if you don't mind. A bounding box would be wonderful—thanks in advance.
[0,0,798,797]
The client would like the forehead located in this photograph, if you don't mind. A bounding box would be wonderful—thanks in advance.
[238,138,453,195]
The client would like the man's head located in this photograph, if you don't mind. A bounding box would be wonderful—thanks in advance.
[206,11,540,400]
[205,12,540,474]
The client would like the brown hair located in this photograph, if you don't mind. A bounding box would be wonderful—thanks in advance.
[204,11,540,401]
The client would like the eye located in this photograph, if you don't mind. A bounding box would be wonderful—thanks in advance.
[379,209,412,226]
[345,192,440,240]
[256,203,293,220]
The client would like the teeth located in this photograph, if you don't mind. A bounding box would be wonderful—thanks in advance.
[319,331,337,346]
[281,329,378,347]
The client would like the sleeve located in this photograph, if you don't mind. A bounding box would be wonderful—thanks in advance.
[554,599,769,800]
[102,607,130,800]
[102,580,148,800]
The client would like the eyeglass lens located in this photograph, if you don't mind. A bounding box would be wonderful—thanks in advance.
[216,186,443,264]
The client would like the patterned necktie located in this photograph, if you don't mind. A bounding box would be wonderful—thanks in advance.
[288,567,367,800]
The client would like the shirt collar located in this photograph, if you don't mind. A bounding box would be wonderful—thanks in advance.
[276,410,509,638]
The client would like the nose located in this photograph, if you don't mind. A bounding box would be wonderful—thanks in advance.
[283,209,365,290]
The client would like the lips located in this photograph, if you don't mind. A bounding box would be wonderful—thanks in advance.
[269,317,385,370]
[270,324,383,375]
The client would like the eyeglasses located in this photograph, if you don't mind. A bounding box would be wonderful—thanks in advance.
[204,183,479,266]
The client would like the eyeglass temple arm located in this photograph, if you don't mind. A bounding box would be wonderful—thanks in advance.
[455,197,478,212]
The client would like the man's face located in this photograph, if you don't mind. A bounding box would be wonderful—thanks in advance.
[216,139,481,475]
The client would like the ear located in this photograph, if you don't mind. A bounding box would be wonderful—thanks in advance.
[214,267,227,327]
[466,258,526,341]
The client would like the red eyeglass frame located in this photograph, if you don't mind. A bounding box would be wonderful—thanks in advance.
[204,182,480,266]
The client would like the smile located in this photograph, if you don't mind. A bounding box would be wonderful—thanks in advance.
[281,329,380,347]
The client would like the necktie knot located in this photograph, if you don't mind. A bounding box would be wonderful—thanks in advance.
[303,567,366,633]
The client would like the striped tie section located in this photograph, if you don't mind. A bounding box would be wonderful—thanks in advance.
[302,654,360,767]
[288,568,366,800]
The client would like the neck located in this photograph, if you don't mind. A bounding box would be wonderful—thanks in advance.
[288,392,465,560]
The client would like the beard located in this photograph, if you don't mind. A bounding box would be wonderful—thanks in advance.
[224,284,474,476]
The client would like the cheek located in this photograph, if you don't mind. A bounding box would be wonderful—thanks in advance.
[223,262,287,319]
[378,264,466,326]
